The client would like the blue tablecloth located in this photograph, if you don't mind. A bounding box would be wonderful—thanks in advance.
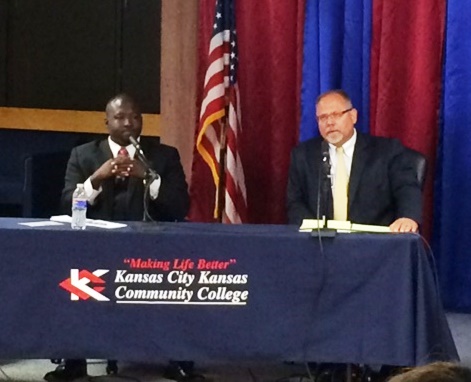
[0,219,458,365]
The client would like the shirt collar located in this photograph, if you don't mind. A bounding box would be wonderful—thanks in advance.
[108,136,137,159]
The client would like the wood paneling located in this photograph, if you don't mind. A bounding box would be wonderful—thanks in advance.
[160,0,198,182]
[0,107,160,136]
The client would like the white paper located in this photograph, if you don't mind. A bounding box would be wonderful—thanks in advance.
[19,221,64,227]
[326,220,352,230]
[50,215,127,229]
[350,223,391,233]
[299,218,326,232]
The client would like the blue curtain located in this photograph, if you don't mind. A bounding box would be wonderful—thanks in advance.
[300,0,372,141]
[434,1,471,311]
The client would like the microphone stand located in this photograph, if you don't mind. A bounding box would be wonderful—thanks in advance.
[312,141,336,238]
[129,136,159,222]
[142,171,158,222]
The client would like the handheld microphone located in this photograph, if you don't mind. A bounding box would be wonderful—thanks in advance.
[128,136,158,179]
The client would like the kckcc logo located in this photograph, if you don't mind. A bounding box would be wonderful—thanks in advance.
[59,269,110,301]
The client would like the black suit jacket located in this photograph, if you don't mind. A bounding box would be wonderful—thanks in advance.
[287,133,422,226]
[61,137,189,222]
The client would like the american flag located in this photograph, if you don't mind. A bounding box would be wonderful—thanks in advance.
[196,0,247,224]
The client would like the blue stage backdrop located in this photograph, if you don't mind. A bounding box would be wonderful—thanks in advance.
[300,0,372,141]
[435,1,471,311]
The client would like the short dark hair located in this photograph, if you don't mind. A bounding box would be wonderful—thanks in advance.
[388,362,471,382]
[316,89,352,106]
[105,93,140,114]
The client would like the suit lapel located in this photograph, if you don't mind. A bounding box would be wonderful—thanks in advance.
[306,138,332,217]
[348,134,369,211]
[98,140,115,215]
[98,139,113,163]
[306,139,323,191]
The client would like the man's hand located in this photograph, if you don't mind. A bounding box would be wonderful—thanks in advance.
[90,157,150,190]
[128,158,147,179]
[111,156,134,178]
[389,217,419,233]
[90,157,134,188]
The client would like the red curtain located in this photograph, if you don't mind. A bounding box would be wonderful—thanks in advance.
[370,0,445,239]
[189,0,305,223]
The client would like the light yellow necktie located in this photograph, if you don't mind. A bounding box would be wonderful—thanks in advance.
[333,147,349,221]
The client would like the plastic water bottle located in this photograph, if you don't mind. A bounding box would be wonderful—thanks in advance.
[71,183,87,230]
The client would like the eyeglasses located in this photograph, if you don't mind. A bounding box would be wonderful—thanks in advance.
[316,108,353,124]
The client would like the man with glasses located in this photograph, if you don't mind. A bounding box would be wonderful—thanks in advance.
[287,89,421,232]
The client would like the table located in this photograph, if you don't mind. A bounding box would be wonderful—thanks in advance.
[0,219,458,365]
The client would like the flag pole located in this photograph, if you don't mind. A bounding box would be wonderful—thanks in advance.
[215,105,229,222]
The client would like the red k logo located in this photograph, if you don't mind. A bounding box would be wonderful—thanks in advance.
[59,269,110,301]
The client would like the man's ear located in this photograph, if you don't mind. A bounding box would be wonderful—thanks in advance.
[350,108,358,124]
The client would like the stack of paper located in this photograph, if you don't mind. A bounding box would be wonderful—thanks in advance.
[299,217,326,232]
[350,223,391,233]
[299,219,390,233]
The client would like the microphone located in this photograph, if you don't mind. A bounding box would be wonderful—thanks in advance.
[321,140,332,220]
[128,136,158,179]
[321,140,331,186]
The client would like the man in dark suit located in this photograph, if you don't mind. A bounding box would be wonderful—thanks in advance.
[61,93,189,223]
[45,94,191,381]
[288,89,422,381]
[287,89,421,232]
